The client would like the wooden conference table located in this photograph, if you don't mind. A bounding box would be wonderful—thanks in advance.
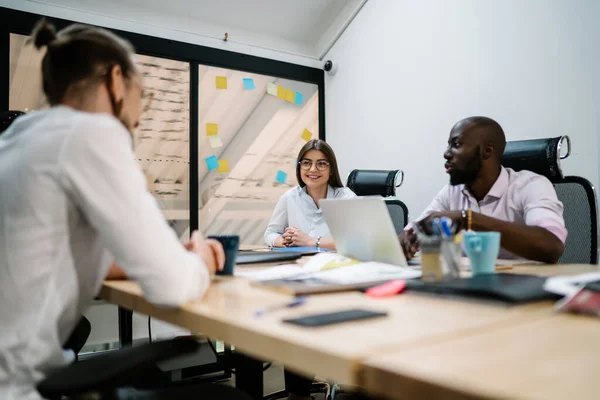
[99,258,600,400]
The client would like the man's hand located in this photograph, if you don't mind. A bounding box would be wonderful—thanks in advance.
[398,228,420,259]
[106,263,127,280]
[185,231,225,275]
[423,211,463,231]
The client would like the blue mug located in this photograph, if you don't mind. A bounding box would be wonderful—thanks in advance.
[208,235,239,276]
[463,232,501,275]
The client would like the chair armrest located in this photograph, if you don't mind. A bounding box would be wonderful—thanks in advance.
[38,338,200,398]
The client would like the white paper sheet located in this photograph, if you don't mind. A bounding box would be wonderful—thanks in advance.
[235,265,305,281]
[306,262,421,284]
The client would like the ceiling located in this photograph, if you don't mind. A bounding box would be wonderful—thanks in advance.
[14,0,367,60]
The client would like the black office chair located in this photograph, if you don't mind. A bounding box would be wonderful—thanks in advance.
[0,110,25,134]
[41,334,253,400]
[502,135,598,264]
[39,337,201,399]
[346,169,409,233]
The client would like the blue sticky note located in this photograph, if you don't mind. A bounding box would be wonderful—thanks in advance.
[275,170,287,184]
[243,78,256,90]
[294,91,303,105]
[205,155,219,171]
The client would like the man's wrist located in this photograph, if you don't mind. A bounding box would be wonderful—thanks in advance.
[461,208,473,231]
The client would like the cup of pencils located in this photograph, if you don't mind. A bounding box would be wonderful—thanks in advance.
[414,217,462,281]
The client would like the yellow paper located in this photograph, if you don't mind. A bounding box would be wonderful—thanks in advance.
[285,89,295,103]
[218,159,230,173]
[320,257,361,271]
[206,123,218,136]
[277,85,286,100]
[301,128,312,142]
[216,76,227,89]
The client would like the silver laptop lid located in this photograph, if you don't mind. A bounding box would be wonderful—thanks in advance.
[320,197,408,266]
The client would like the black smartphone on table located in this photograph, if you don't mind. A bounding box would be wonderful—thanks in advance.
[283,309,388,327]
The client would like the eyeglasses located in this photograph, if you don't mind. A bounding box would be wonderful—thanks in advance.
[299,159,330,171]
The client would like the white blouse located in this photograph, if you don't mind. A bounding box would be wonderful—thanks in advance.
[264,185,356,246]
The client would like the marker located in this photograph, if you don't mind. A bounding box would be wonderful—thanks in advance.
[254,297,307,317]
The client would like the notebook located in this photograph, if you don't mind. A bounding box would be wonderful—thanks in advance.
[404,273,560,304]
[236,252,302,265]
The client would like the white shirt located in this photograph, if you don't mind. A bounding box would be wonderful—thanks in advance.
[0,107,210,399]
[264,185,356,246]
[410,167,567,259]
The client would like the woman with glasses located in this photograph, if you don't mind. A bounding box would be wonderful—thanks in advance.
[265,139,356,251]
[265,139,355,400]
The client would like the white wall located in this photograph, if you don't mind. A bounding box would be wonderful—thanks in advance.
[325,0,600,219]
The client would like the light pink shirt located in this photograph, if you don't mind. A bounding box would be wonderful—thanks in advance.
[411,167,567,259]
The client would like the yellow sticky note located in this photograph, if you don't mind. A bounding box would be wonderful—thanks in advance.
[285,89,295,103]
[277,85,286,100]
[301,129,312,142]
[218,159,230,173]
[216,76,227,89]
[206,123,218,136]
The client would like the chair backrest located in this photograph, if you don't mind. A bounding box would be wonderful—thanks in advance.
[502,136,570,183]
[385,198,409,234]
[502,136,599,264]
[346,169,404,197]
[346,169,409,234]
[0,110,25,134]
[554,177,599,264]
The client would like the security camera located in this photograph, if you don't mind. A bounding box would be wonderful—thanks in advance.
[324,60,338,75]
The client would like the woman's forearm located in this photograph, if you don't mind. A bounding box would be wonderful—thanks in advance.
[318,237,336,250]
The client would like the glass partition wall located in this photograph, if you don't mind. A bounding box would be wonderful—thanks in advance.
[197,66,319,244]
[9,35,192,241]
[8,31,320,246]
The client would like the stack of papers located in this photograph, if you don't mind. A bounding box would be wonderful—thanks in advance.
[302,262,421,284]
[235,253,421,294]
[235,265,305,281]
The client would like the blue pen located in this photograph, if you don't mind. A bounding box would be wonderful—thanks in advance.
[440,217,453,237]
[254,297,307,317]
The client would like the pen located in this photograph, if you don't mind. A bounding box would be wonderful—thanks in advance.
[440,217,453,237]
[254,297,307,317]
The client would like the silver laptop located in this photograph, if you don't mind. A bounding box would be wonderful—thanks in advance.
[320,197,408,266]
